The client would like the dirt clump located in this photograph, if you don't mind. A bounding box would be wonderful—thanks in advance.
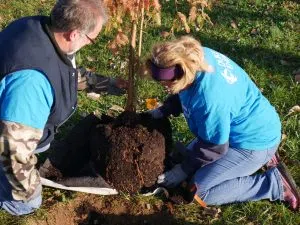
[91,112,170,194]
[39,112,172,194]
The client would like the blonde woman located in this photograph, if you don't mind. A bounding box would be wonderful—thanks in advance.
[147,36,299,210]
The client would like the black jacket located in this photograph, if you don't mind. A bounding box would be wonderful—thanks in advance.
[0,16,78,147]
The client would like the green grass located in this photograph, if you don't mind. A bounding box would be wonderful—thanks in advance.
[0,0,299,224]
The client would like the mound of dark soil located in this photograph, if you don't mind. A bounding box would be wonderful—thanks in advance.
[91,112,172,194]
[40,112,173,195]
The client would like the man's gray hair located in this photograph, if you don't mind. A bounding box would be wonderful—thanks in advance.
[50,0,108,33]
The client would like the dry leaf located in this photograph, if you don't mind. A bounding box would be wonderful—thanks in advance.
[152,0,161,10]
[146,203,151,210]
[145,98,158,110]
[109,105,124,112]
[287,105,300,116]
[87,92,100,100]
[281,133,287,141]
[86,56,95,62]
[160,31,170,38]
[250,28,259,35]
[202,207,221,217]
[177,12,190,33]
[115,31,129,46]
[93,109,101,117]
[230,20,237,29]
[108,41,119,54]
[188,6,197,23]
[85,67,95,72]
[154,12,162,26]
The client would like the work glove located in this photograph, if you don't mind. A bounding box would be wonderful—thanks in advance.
[157,164,188,188]
[147,108,164,119]
[78,67,128,95]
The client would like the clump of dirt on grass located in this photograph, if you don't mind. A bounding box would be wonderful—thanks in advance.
[90,111,172,194]
[39,111,172,194]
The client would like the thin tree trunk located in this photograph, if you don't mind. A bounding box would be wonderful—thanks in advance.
[125,21,137,112]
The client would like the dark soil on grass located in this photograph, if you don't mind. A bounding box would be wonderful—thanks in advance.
[40,111,173,194]
[91,111,173,193]
[27,193,221,225]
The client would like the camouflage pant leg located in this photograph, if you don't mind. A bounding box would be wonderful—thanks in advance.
[0,120,42,201]
[0,164,42,215]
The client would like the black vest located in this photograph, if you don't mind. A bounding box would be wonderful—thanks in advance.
[0,16,78,148]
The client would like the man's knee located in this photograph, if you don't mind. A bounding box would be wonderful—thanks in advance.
[1,195,42,216]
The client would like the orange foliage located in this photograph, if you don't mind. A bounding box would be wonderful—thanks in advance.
[145,98,159,110]
[103,0,162,53]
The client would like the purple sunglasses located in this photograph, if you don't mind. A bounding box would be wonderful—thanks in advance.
[149,60,183,81]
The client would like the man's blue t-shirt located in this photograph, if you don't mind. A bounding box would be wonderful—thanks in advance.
[0,69,54,129]
[179,47,281,150]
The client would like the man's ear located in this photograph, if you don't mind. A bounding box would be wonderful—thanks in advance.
[64,30,81,42]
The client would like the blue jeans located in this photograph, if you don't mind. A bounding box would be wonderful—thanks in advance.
[0,165,42,216]
[0,144,49,215]
[193,144,283,205]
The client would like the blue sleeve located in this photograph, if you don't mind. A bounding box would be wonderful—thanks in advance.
[0,69,54,129]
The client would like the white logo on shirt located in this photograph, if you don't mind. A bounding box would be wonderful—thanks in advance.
[212,51,237,84]
[221,68,237,84]
[182,105,191,118]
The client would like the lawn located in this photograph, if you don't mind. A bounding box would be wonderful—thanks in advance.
[0,0,299,224]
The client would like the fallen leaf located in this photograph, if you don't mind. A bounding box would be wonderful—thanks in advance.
[154,12,162,26]
[146,203,151,210]
[161,31,170,38]
[202,207,221,217]
[85,67,96,72]
[188,6,197,23]
[281,133,287,141]
[87,92,100,100]
[145,98,158,110]
[177,12,190,33]
[230,20,237,29]
[93,109,101,117]
[86,56,95,62]
[109,105,124,112]
[287,105,300,116]
[250,28,259,35]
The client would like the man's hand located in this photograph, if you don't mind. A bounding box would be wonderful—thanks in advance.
[157,164,188,188]
[78,67,128,95]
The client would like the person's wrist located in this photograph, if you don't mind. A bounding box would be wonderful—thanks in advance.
[109,77,116,86]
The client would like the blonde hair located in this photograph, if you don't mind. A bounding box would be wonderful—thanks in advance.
[149,36,212,94]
